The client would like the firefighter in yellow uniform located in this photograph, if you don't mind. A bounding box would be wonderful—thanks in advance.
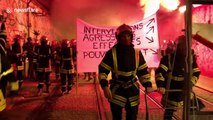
[0,50,14,111]
[155,35,201,120]
[98,24,154,120]
[0,23,18,111]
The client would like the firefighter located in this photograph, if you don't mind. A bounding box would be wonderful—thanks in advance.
[11,35,25,92]
[23,37,34,79]
[71,39,77,79]
[60,39,75,95]
[155,35,201,120]
[0,23,17,111]
[55,41,61,81]
[51,40,61,81]
[32,38,40,81]
[36,36,52,95]
[98,24,154,120]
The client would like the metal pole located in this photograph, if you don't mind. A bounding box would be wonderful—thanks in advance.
[183,0,193,120]
[144,92,149,120]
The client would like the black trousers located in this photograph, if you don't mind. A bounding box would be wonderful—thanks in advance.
[37,72,50,89]
[16,70,23,82]
[60,73,74,92]
[27,58,34,79]
[0,73,17,97]
[164,108,175,120]
[0,77,8,98]
[110,102,138,120]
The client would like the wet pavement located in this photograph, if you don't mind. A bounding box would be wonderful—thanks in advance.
[0,75,102,120]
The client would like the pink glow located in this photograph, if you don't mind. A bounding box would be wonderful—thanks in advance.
[51,0,144,38]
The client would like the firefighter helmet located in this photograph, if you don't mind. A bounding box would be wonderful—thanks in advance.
[116,24,132,35]
[40,35,48,45]
[27,37,32,42]
[61,39,68,47]
[165,40,175,54]
[115,24,133,41]
[13,34,21,43]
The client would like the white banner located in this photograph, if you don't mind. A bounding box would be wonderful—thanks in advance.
[77,14,160,72]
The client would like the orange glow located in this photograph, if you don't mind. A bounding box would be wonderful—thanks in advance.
[160,0,180,11]
[140,0,160,18]
[140,0,183,18]
[139,0,148,7]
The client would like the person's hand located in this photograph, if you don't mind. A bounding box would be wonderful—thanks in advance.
[146,87,154,94]
[103,87,112,99]
[157,87,165,94]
